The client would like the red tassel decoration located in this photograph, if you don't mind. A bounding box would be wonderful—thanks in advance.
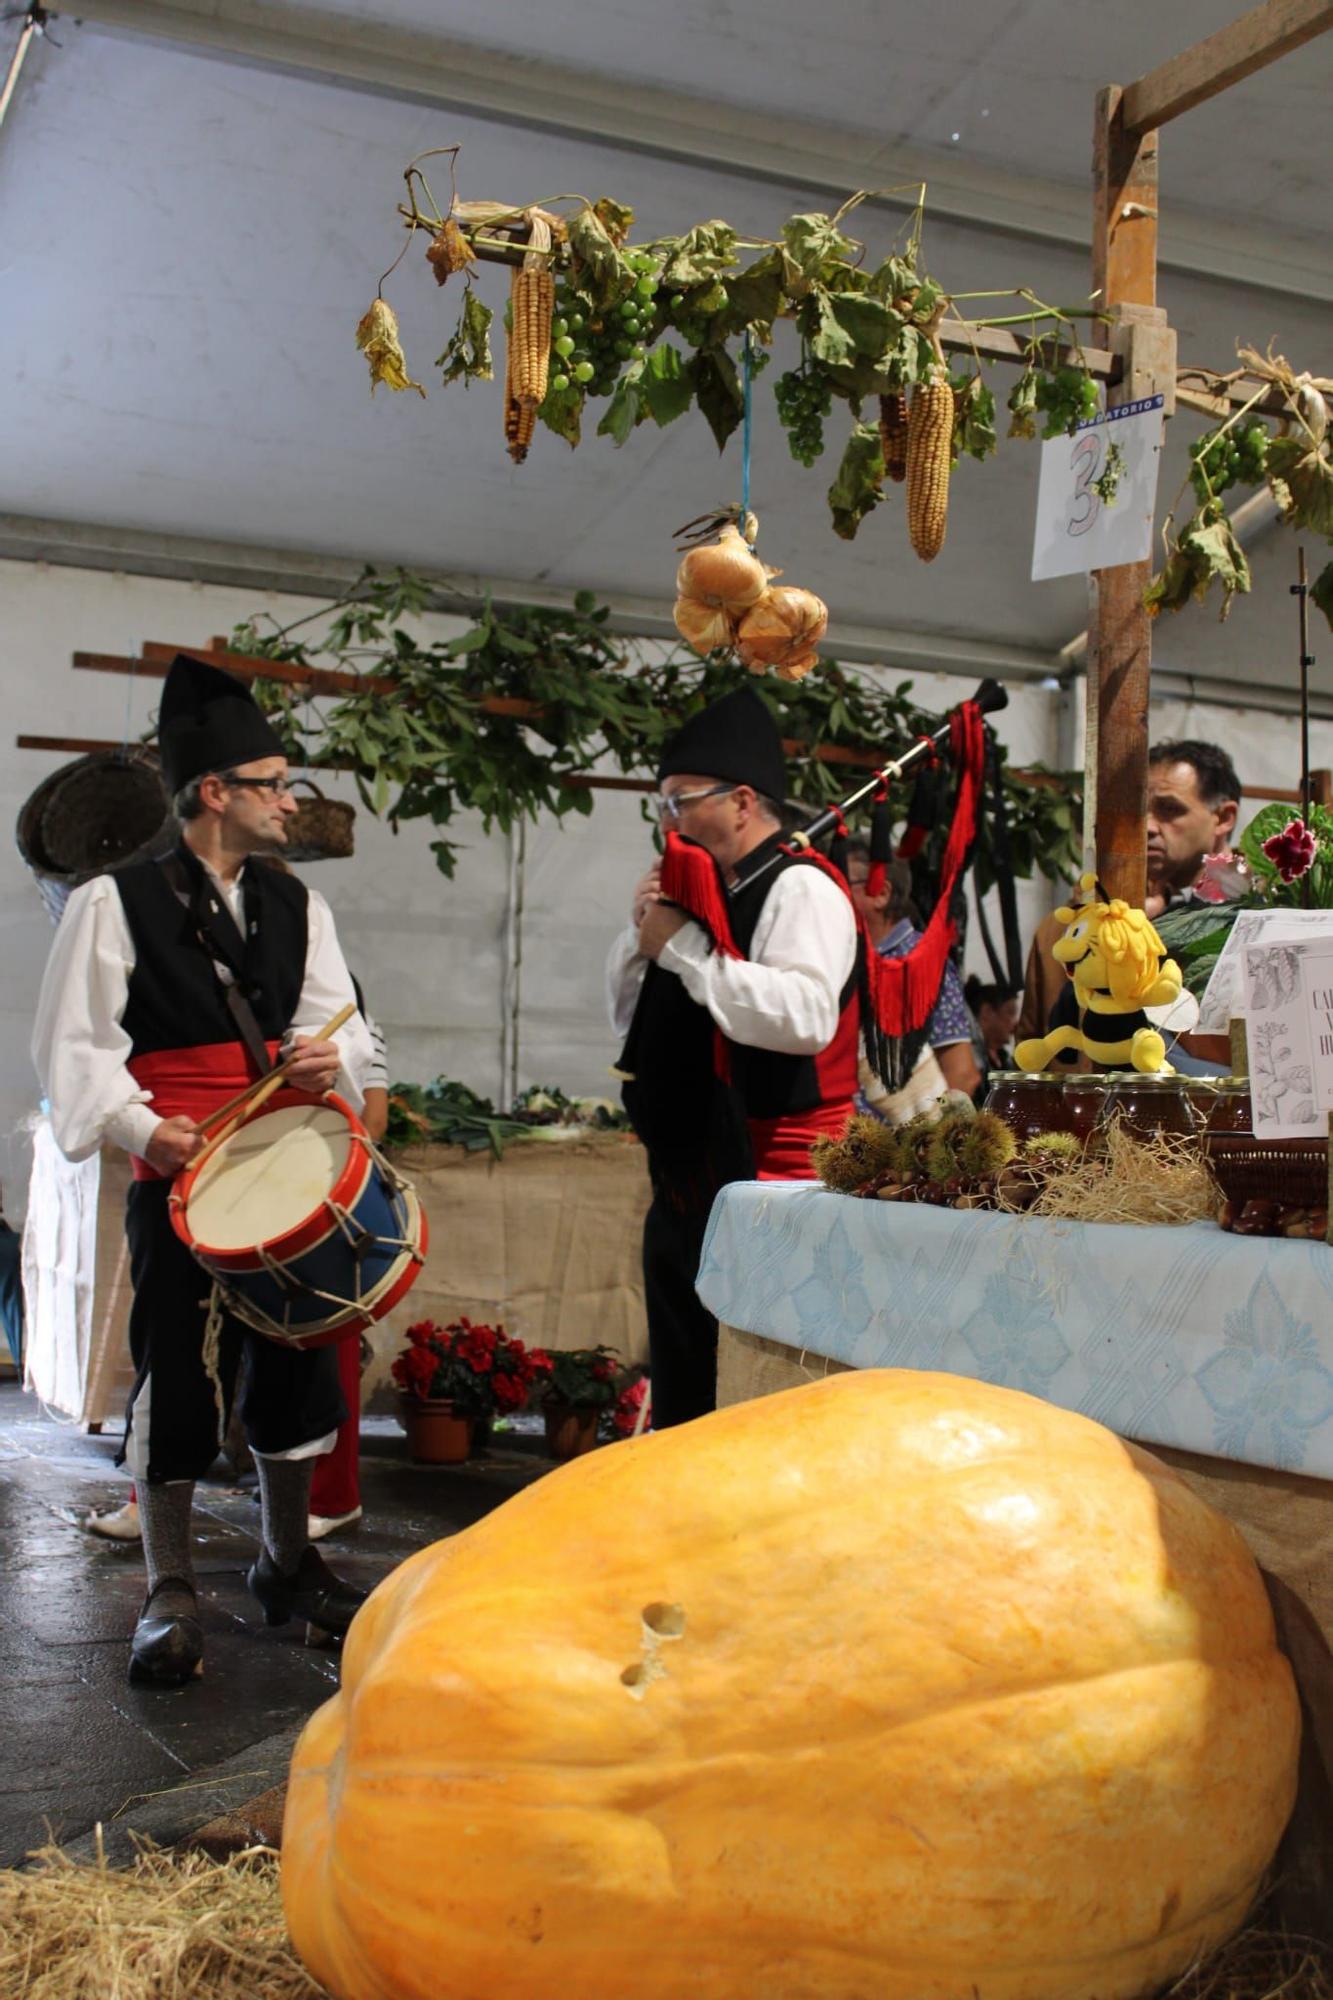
[659,831,744,959]
[866,787,892,899]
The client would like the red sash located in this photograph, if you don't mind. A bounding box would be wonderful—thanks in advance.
[127,1041,280,1181]
[748,1099,853,1181]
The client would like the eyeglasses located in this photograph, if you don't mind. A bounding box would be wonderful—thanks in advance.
[224,775,293,798]
[653,784,736,821]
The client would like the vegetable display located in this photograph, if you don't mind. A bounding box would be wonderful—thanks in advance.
[282,1368,1298,2000]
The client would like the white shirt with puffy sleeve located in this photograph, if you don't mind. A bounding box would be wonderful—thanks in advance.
[32,864,373,1163]
[605,862,857,1054]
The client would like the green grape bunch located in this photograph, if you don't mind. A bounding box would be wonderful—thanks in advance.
[775,367,833,468]
[547,251,660,398]
[1033,366,1100,439]
[1188,420,1269,504]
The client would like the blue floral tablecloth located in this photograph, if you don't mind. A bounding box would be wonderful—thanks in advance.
[696,1186,1333,1479]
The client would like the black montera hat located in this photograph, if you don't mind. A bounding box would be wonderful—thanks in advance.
[655,686,786,806]
[157,655,288,794]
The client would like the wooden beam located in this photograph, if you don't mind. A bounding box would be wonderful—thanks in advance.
[1122,0,1333,135]
[1087,86,1161,906]
[938,320,1118,381]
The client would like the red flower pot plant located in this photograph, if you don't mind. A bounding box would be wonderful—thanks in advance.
[534,1345,623,1462]
[393,1317,548,1463]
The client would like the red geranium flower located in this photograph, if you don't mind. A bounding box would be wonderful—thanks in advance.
[1262,816,1318,884]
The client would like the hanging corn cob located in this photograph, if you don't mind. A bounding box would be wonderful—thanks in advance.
[511,211,555,409]
[878,392,908,483]
[503,317,537,463]
[907,363,954,563]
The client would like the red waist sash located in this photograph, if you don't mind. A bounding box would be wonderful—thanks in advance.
[127,1041,280,1181]
[748,1099,853,1182]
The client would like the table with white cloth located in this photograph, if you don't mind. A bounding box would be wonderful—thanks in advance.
[696,1183,1333,1931]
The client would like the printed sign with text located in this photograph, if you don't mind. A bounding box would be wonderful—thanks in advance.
[1031,395,1164,583]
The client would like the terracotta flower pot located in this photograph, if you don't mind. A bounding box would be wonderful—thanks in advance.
[543,1402,601,1462]
[400,1396,474,1465]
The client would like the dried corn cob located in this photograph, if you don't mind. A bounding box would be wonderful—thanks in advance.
[503,314,536,463]
[878,392,908,483]
[511,268,554,407]
[907,374,954,562]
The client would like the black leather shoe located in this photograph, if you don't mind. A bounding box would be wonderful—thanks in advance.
[246,1545,366,1639]
[128,1577,203,1688]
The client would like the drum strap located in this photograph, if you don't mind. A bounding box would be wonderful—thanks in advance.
[160,850,275,1079]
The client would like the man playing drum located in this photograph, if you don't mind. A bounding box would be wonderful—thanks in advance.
[32,655,374,1688]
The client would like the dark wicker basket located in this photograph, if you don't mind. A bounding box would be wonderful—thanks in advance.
[1204,1134,1328,1213]
[15,748,173,923]
[283,778,355,862]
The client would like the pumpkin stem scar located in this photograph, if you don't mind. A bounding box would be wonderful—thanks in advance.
[642,1603,687,1640]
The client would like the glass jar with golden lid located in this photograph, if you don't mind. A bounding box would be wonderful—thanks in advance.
[1204,1078,1252,1136]
[1095,1072,1198,1142]
[1061,1073,1108,1146]
[983,1071,1071,1142]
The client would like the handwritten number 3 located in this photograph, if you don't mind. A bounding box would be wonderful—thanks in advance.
[1067,432,1102,537]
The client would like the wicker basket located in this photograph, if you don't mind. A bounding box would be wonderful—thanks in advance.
[283,778,355,862]
[1204,1134,1328,1214]
[15,748,173,924]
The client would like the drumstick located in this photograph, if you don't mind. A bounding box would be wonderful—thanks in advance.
[190,1003,356,1169]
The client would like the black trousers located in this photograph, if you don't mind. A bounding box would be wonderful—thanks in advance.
[642,1194,719,1430]
[121,1180,347,1484]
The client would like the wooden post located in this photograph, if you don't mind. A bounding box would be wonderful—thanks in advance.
[1087,85,1160,905]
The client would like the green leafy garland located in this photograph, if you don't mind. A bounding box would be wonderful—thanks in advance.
[236,568,1082,886]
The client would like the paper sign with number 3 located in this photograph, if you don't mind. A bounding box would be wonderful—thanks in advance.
[1031,395,1163,581]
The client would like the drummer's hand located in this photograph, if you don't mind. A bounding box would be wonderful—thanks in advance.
[282,1036,342,1096]
[631,862,663,928]
[144,1116,202,1176]
[637,902,688,961]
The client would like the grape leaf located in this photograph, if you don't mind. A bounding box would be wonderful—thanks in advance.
[592,197,634,244]
[780,214,856,290]
[660,222,738,289]
[689,346,744,451]
[596,360,647,446]
[537,378,584,447]
[638,343,694,427]
[434,288,493,386]
[1266,435,1333,536]
[828,422,885,540]
[1312,559,1333,634]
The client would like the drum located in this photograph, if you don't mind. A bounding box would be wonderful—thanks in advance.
[170,1091,427,1350]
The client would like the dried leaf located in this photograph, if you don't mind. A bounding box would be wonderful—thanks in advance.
[1312,559,1333,634]
[1266,433,1333,537]
[592,196,635,245]
[425,219,475,285]
[828,421,885,540]
[1144,504,1251,622]
[355,299,426,397]
[435,288,493,385]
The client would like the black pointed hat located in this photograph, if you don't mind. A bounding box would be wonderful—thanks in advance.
[656,686,786,806]
[157,654,288,794]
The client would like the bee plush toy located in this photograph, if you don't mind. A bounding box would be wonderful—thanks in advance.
[1014,873,1183,1074]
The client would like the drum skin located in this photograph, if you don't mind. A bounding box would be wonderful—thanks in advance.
[171,1091,426,1347]
[282,1370,1299,2000]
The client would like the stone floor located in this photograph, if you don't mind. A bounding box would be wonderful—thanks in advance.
[0,1378,552,1867]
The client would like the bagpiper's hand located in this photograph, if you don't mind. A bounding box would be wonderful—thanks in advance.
[144,1115,202,1176]
[637,901,689,961]
[631,863,663,929]
[282,1036,342,1096]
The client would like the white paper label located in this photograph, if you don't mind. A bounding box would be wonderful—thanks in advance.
[1031,395,1164,582]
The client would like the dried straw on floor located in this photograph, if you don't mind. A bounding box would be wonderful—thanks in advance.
[1002,1118,1220,1228]
[0,1838,1326,2000]
[0,1836,325,2000]
[1159,1928,1332,2000]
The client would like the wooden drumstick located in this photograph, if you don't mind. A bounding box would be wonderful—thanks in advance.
[191,1002,356,1169]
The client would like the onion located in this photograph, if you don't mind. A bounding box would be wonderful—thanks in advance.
[673,595,737,658]
[675,524,769,610]
[773,651,820,682]
[735,586,829,671]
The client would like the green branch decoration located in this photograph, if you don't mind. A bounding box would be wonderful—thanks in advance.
[234,568,1082,889]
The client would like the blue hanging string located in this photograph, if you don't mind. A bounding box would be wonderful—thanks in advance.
[740,328,753,540]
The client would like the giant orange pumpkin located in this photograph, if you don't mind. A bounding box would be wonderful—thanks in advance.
[283,1369,1299,2000]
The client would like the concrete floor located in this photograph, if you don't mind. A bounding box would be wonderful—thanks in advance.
[0,1379,552,1868]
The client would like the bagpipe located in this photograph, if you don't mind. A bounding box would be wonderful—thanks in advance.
[658,678,1009,1091]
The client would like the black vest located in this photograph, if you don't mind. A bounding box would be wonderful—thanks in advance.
[619,839,852,1209]
[113,847,308,1058]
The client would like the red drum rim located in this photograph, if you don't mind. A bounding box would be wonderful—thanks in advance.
[214,1190,430,1351]
[169,1090,372,1264]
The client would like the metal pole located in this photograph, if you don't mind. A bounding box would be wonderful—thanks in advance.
[0,9,42,136]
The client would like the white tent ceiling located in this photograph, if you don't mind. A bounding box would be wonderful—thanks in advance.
[2,0,1330,695]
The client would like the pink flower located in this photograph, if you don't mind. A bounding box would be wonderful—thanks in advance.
[1262,816,1318,884]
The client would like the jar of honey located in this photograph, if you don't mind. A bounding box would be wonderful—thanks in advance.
[1061,1074,1107,1147]
[1204,1079,1253,1137]
[1095,1073,1198,1143]
[983,1071,1071,1143]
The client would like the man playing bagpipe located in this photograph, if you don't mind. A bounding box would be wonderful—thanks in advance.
[607,684,993,1428]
